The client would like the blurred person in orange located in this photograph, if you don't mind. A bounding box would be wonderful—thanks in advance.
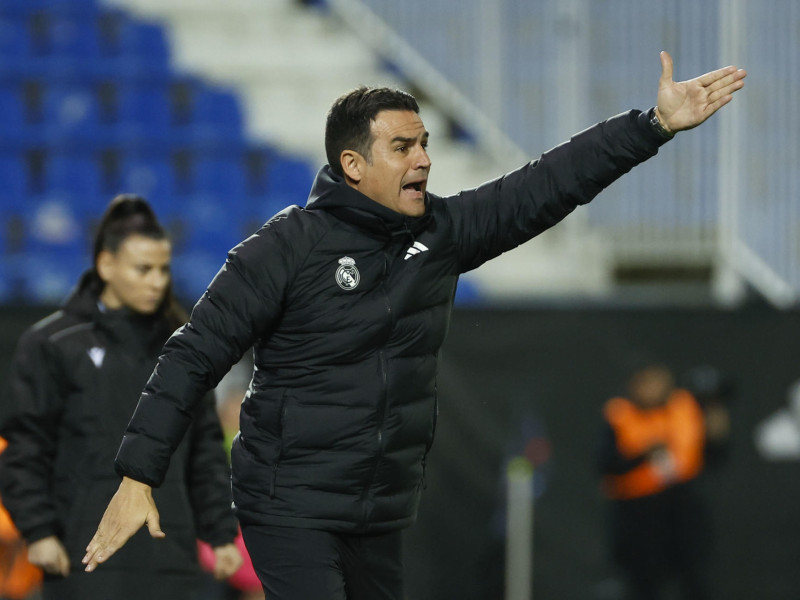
[0,196,241,600]
[0,437,42,600]
[598,363,708,600]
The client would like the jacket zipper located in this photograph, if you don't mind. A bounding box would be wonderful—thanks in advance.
[360,279,392,526]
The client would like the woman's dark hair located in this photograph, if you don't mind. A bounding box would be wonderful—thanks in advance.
[325,86,420,177]
[89,194,187,326]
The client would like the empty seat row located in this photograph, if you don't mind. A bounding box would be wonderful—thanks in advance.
[0,10,168,57]
[0,149,315,208]
[0,81,246,149]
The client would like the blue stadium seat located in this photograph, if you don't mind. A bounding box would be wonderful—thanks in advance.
[170,250,225,305]
[0,86,29,147]
[177,192,249,254]
[0,0,99,17]
[42,84,105,145]
[120,156,178,205]
[0,15,30,57]
[263,154,316,207]
[44,155,105,211]
[0,156,30,213]
[49,16,101,60]
[116,20,170,74]
[15,249,89,304]
[187,86,245,148]
[193,155,248,200]
[18,196,88,254]
[0,254,14,303]
[115,84,174,145]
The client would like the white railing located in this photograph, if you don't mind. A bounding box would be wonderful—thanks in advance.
[324,0,800,307]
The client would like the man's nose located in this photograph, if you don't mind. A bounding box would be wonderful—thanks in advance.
[415,147,431,169]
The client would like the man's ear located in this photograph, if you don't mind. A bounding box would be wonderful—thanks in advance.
[340,150,363,183]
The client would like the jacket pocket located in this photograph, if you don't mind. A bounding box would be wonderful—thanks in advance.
[269,390,290,498]
[421,390,439,489]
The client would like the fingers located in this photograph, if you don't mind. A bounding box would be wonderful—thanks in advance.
[659,50,674,85]
[701,69,746,116]
[82,477,163,572]
[704,68,747,95]
[695,64,740,87]
[83,526,126,572]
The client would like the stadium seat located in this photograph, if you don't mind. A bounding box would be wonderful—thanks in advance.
[0,156,30,214]
[44,155,105,210]
[115,84,174,145]
[193,155,248,200]
[17,195,87,254]
[177,192,249,254]
[187,86,246,148]
[264,154,316,205]
[15,249,89,304]
[0,86,29,147]
[120,156,178,204]
[170,250,225,305]
[42,84,104,145]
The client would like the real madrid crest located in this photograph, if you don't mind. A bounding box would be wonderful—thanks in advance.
[335,256,360,290]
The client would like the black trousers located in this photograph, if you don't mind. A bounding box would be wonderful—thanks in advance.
[241,525,404,600]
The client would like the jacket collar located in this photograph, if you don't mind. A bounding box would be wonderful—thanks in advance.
[305,165,432,240]
[62,270,171,352]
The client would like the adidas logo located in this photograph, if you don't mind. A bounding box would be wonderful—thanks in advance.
[404,241,429,261]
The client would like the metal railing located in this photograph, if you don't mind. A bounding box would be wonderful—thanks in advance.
[324,0,799,307]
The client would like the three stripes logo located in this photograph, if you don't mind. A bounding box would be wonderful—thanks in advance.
[404,241,429,261]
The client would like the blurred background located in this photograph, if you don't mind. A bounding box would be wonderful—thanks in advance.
[0,0,798,598]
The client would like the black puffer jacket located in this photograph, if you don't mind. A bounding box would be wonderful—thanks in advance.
[116,109,669,533]
[0,276,237,576]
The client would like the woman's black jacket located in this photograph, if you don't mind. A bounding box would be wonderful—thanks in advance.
[0,276,238,574]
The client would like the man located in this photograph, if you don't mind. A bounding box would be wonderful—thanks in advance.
[598,364,708,600]
[83,52,745,599]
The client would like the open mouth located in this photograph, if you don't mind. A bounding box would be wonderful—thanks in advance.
[402,182,424,193]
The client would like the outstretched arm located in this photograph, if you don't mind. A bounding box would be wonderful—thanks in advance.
[655,50,746,133]
[82,477,164,572]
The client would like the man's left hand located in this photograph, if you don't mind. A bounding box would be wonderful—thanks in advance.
[656,50,746,133]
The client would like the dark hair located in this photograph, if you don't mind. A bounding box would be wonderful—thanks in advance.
[93,194,168,264]
[89,194,187,326]
[325,86,420,177]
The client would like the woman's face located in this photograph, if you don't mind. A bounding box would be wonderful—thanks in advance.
[97,234,172,315]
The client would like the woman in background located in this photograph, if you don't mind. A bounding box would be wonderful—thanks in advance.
[0,195,241,600]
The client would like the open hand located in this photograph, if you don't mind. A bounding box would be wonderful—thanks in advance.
[82,477,164,572]
[656,50,746,133]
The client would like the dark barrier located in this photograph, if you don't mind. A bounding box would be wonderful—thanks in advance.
[2,306,799,599]
[405,307,800,600]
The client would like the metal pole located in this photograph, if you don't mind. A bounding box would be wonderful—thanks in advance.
[505,456,534,600]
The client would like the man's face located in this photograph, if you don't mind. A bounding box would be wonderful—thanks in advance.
[97,234,172,315]
[630,367,674,408]
[355,110,431,217]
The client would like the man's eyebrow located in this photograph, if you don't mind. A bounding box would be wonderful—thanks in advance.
[391,132,430,144]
